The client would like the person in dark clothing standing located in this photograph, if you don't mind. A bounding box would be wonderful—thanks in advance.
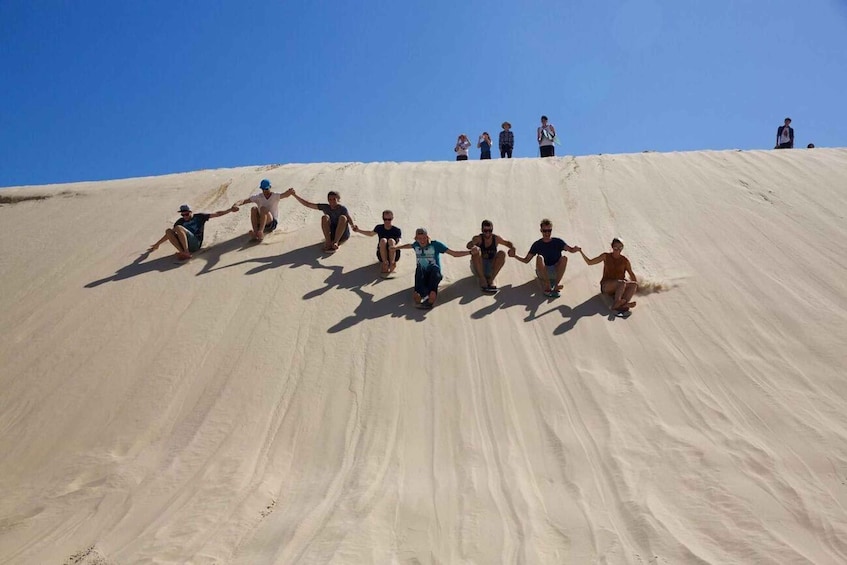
[498,122,514,158]
[775,117,794,149]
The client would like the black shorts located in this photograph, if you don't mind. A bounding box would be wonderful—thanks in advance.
[456,155,468,161]
[377,248,401,262]
[263,218,278,233]
[540,145,555,158]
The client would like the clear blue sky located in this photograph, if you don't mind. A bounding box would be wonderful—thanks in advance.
[2,1,845,187]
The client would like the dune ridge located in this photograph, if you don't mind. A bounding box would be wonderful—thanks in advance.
[1,149,846,564]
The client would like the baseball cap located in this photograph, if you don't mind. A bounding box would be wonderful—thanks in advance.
[178,204,191,213]
[260,179,272,190]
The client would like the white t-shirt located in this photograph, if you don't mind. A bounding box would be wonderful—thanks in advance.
[455,140,471,157]
[779,127,791,144]
[538,125,555,147]
[249,192,283,220]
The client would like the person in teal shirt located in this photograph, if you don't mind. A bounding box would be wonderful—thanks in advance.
[391,228,471,308]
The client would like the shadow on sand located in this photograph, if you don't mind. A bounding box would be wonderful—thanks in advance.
[85,234,263,288]
[327,275,480,333]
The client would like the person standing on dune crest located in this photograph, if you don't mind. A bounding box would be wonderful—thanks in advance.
[775,117,794,149]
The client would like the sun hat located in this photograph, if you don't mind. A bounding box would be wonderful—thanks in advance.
[178,204,191,213]
[260,179,272,190]
[502,121,511,128]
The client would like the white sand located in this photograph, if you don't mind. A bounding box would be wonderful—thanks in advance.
[1,149,846,564]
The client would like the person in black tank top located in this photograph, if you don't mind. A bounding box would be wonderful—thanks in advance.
[466,219,516,291]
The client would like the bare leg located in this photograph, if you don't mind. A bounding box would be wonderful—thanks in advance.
[166,227,192,259]
[332,216,349,249]
[249,208,261,239]
[387,238,398,272]
[256,207,271,240]
[535,256,551,292]
[553,256,568,290]
[378,238,389,272]
[471,253,487,287]
[320,216,333,250]
[489,250,507,287]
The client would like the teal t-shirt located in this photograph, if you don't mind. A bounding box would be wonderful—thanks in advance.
[412,240,448,269]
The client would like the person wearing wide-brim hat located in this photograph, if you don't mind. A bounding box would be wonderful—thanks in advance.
[499,121,514,158]
[148,203,237,260]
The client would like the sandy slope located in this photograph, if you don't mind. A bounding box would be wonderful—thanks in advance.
[1,149,846,564]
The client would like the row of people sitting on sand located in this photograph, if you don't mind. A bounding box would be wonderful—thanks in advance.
[148,179,637,313]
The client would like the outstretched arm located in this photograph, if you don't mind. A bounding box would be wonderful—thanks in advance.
[495,235,516,251]
[355,226,376,236]
[445,248,472,258]
[391,242,414,250]
[579,249,606,265]
[565,244,581,253]
[510,249,536,264]
[291,190,319,210]
[208,206,238,219]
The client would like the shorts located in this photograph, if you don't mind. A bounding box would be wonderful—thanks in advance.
[264,218,278,233]
[185,231,201,253]
[377,248,401,262]
[414,264,442,296]
[480,151,491,160]
[540,145,555,158]
[456,155,468,161]
[539,264,556,281]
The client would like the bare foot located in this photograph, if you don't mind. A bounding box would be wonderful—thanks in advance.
[380,262,389,273]
[331,242,339,251]
[388,263,396,273]
[428,291,437,305]
[413,292,422,304]
[176,251,192,260]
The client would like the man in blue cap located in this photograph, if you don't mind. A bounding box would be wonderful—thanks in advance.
[231,179,294,241]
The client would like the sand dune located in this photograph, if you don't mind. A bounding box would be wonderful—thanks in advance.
[1,149,846,564]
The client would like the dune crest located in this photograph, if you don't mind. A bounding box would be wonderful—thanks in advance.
[1,149,846,564]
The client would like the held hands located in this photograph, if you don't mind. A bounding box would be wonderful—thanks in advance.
[508,248,516,257]
[230,205,239,212]
[284,188,295,197]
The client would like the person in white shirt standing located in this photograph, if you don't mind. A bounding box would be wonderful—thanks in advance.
[537,115,557,158]
[454,134,471,161]
[232,179,294,242]
[775,117,794,149]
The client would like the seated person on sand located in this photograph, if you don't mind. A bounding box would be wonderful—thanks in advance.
[509,218,581,298]
[149,203,236,260]
[579,237,638,311]
[291,189,358,252]
[231,179,293,241]
[466,219,515,291]
[353,209,402,275]
[390,228,471,308]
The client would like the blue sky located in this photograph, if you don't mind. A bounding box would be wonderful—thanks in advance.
[2,1,845,187]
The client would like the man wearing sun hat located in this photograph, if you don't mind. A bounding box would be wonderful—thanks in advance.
[148,202,237,260]
[498,121,514,158]
[231,178,294,241]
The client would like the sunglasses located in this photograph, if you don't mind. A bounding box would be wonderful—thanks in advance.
[383,217,393,221]
[612,246,623,250]
[482,228,493,233]
[541,229,552,233]
[180,212,191,216]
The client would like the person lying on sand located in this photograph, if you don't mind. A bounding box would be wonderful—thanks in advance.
[231,179,293,242]
[353,210,402,275]
[291,189,357,253]
[579,237,638,311]
[149,203,236,260]
[466,219,515,292]
[509,218,580,298]
[391,228,471,308]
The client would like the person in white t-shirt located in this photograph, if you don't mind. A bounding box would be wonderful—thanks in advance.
[537,115,557,158]
[454,134,471,161]
[232,179,294,241]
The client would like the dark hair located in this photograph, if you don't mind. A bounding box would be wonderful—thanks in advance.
[611,238,623,247]
[481,219,493,229]
[540,218,552,228]
[327,191,340,199]
[541,115,548,121]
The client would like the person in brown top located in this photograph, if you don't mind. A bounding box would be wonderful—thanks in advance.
[579,238,638,312]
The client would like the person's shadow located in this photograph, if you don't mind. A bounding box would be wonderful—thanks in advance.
[85,251,181,287]
[327,275,479,333]
[205,242,334,277]
[85,234,259,287]
[470,280,564,322]
[552,294,619,334]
